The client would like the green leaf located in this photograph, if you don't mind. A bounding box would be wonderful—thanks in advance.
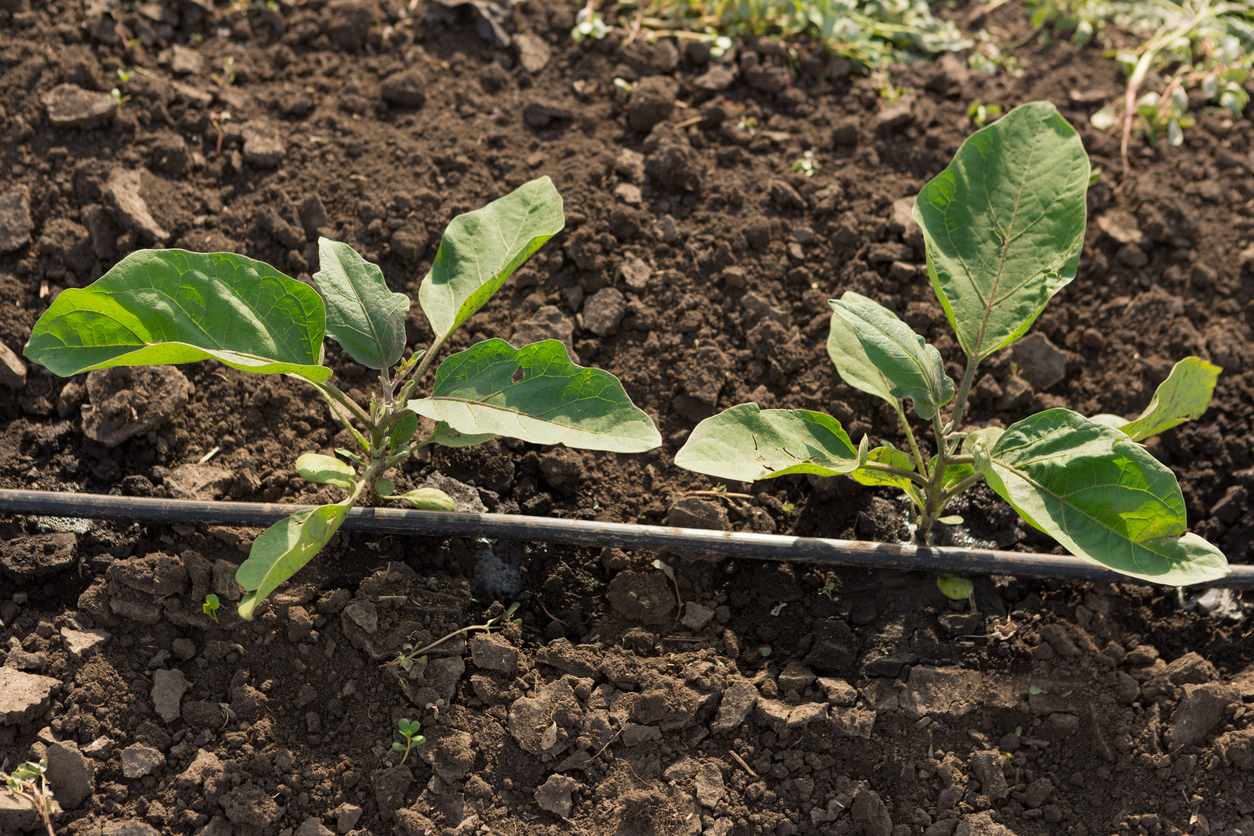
[390,413,419,448]
[974,409,1228,585]
[314,238,410,369]
[389,487,456,511]
[24,249,330,383]
[829,296,954,420]
[848,445,924,509]
[913,101,1090,360]
[427,420,496,448]
[825,291,900,406]
[374,478,395,496]
[295,453,355,489]
[408,339,661,453]
[418,178,564,349]
[675,403,860,482]
[1108,357,1220,442]
[937,573,973,601]
[236,503,349,620]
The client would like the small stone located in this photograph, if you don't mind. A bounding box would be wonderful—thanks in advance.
[695,761,724,807]
[370,765,412,822]
[45,741,94,809]
[614,183,643,206]
[1097,210,1145,246]
[164,464,233,500]
[680,601,715,631]
[851,787,893,836]
[1024,777,1053,808]
[711,679,758,734]
[152,669,188,723]
[120,743,166,778]
[514,33,551,73]
[0,188,33,254]
[381,68,427,108]
[0,668,60,725]
[606,572,676,627]
[615,148,645,182]
[1168,683,1239,749]
[240,121,285,167]
[105,168,169,243]
[534,773,577,817]
[1011,334,1068,391]
[295,817,334,836]
[693,64,736,92]
[619,256,652,290]
[582,288,626,336]
[61,626,109,659]
[523,99,573,127]
[43,83,116,129]
[874,93,916,131]
[817,677,858,706]
[335,803,364,833]
[970,750,1009,800]
[626,76,678,133]
[472,633,519,674]
[778,661,817,693]
[666,497,728,531]
[0,341,27,390]
[168,44,204,75]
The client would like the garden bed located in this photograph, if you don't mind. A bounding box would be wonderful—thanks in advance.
[1,0,1253,834]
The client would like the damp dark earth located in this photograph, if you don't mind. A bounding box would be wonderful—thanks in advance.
[1,1,1254,835]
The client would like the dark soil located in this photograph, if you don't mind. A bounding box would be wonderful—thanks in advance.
[1,1,1253,835]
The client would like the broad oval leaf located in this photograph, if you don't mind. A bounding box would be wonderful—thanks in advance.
[913,101,1090,360]
[314,238,410,369]
[975,408,1228,585]
[830,295,954,419]
[1096,356,1221,442]
[390,487,456,511]
[675,403,859,482]
[24,249,330,382]
[390,412,419,448]
[295,452,355,489]
[418,178,564,348]
[407,339,661,453]
[236,503,349,620]
[826,291,898,406]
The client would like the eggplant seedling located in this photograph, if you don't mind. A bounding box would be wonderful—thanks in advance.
[675,102,1227,587]
[1,759,60,836]
[24,179,662,619]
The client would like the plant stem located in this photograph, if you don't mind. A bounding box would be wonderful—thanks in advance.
[859,461,932,490]
[894,400,929,477]
[945,356,981,451]
[314,380,373,429]
[939,472,986,507]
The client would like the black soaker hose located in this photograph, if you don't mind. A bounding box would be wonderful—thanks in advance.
[0,489,1249,589]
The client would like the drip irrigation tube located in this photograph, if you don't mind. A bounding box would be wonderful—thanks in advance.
[0,489,1250,589]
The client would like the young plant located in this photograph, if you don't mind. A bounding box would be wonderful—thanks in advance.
[202,593,221,624]
[2,759,60,836]
[392,718,426,764]
[23,179,662,618]
[675,101,1228,587]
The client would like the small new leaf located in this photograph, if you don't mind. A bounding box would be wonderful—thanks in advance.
[314,238,410,369]
[675,404,859,482]
[829,295,954,419]
[391,487,456,511]
[295,453,355,489]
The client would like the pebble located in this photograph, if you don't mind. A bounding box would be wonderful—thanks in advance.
[626,76,678,133]
[1010,333,1068,392]
[0,340,27,390]
[514,33,551,73]
[582,288,626,336]
[43,83,116,128]
[105,168,170,243]
[83,365,192,447]
[120,743,166,778]
[380,68,427,108]
[0,188,33,254]
[45,741,94,809]
[240,121,285,167]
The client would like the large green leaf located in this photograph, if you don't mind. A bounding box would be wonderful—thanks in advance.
[236,502,349,620]
[408,339,661,453]
[675,403,860,482]
[1090,356,1221,442]
[295,452,355,489]
[826,291,899,406]
[314,238,410,369]
[418,178,564,348]
[913,101,1090,360]
[829,295,954,420]
[24,249,330,383]
[973,408,1227,585]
